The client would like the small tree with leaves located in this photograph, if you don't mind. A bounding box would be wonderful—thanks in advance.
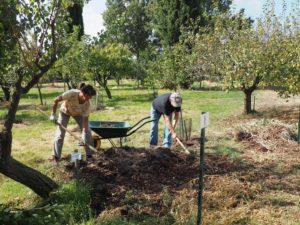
[87,42,133,99]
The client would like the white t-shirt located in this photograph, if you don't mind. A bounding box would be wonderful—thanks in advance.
[59,89,91,117]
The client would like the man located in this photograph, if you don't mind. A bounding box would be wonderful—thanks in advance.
[49,84,96,162]
[150,92,182,149]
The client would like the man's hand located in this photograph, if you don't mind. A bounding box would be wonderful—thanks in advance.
[49,112,56,123]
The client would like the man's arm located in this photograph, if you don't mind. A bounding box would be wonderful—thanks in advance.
[172,111,180,129]
[82,116,89,130]
[50,96,63,122]
[52,96,63,114]
[164,115,177,139]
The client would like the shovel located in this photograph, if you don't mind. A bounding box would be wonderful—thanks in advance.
[175,137,190,154]
[36,107,98,152]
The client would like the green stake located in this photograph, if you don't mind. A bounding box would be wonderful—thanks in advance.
[197,112,209,225]
[298,107,300,143]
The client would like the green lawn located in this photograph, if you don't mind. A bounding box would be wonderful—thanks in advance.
[1,82,299,225]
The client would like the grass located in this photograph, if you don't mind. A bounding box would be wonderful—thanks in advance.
[1,81,300,224]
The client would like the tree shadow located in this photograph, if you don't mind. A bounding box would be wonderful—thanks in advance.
[253,105,300,123]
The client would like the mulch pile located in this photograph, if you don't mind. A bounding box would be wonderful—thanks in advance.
[63,138,245,218]
[235,120,299,152]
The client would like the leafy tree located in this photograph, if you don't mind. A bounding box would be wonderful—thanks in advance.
[87,43,132,99]
[0,0,72,198]
[148,0,232,47]
[67,1,85,39]
[103,0,151,59]
[188,0,300,114]
[58,31,89,89]
[265,1,300,97]
[0,0,18,101]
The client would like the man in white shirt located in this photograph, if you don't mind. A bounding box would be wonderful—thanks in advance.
[50,84,96,163]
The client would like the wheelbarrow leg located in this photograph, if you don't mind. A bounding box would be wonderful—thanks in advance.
[108,139,117,147]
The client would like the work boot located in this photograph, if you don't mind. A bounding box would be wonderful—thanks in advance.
[150,145,156,150]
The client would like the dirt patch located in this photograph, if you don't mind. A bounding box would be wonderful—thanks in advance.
[63,144,247,219]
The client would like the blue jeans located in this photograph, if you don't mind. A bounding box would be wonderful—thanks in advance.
[149,106,172,148]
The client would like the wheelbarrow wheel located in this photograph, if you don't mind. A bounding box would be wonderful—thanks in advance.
[92,135,101,150]
[94,139,101,150]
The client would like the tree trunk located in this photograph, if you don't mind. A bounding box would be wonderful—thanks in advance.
[1,86,10,101]
[95,74,112,99]
[0,157,58,198]
[36,83,44,105]
[0,88,58,198]
[243,90,253,114]
[104,84,112,99]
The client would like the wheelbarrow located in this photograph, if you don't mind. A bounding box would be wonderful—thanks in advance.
[89,116,154,149]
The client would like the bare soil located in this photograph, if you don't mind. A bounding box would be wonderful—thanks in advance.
[63,136,249,220]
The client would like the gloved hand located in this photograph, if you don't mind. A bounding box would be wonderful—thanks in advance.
[49,112,56,123]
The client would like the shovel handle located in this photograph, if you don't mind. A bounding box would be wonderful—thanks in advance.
[176,137,190,154]
[56,122,99,152]
[36,107,98,152]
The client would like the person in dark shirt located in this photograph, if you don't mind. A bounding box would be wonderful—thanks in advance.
[150,92,182,148]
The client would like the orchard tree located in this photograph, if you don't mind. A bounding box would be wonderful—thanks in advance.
[88,43,133,99]
[103,0,151,59]
[0,0,73,198]
[59,31,89,89]
[265,1,300,97]
[192,16,272,114]
[188,0,299,114]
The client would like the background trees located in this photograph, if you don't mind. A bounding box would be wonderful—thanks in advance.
[175,2,300,114]
[103,0,151,59]
[87,42,133,99]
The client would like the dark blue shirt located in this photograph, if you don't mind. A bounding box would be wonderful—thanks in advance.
[152,93,181,115]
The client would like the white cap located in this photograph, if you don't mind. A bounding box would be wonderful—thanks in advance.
[169,93,182,107]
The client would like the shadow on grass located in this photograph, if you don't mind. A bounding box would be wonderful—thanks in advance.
[250,105,300,123]
[22,91,61,101]
[239,161,300,195]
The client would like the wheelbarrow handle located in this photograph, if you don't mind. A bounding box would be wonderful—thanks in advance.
[127,116,151,132]
[126,116,155,137]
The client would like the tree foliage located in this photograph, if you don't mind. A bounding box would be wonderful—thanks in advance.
[183,0,300,114]
[148,0,232,47]
[87,42,133,99]
[0,0,74,198]
[103,0,151,59]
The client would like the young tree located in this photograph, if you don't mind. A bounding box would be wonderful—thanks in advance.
[87,43,132,99]
[0,0,72,198]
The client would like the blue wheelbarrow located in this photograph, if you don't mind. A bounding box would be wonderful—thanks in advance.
[89,116,154,148]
